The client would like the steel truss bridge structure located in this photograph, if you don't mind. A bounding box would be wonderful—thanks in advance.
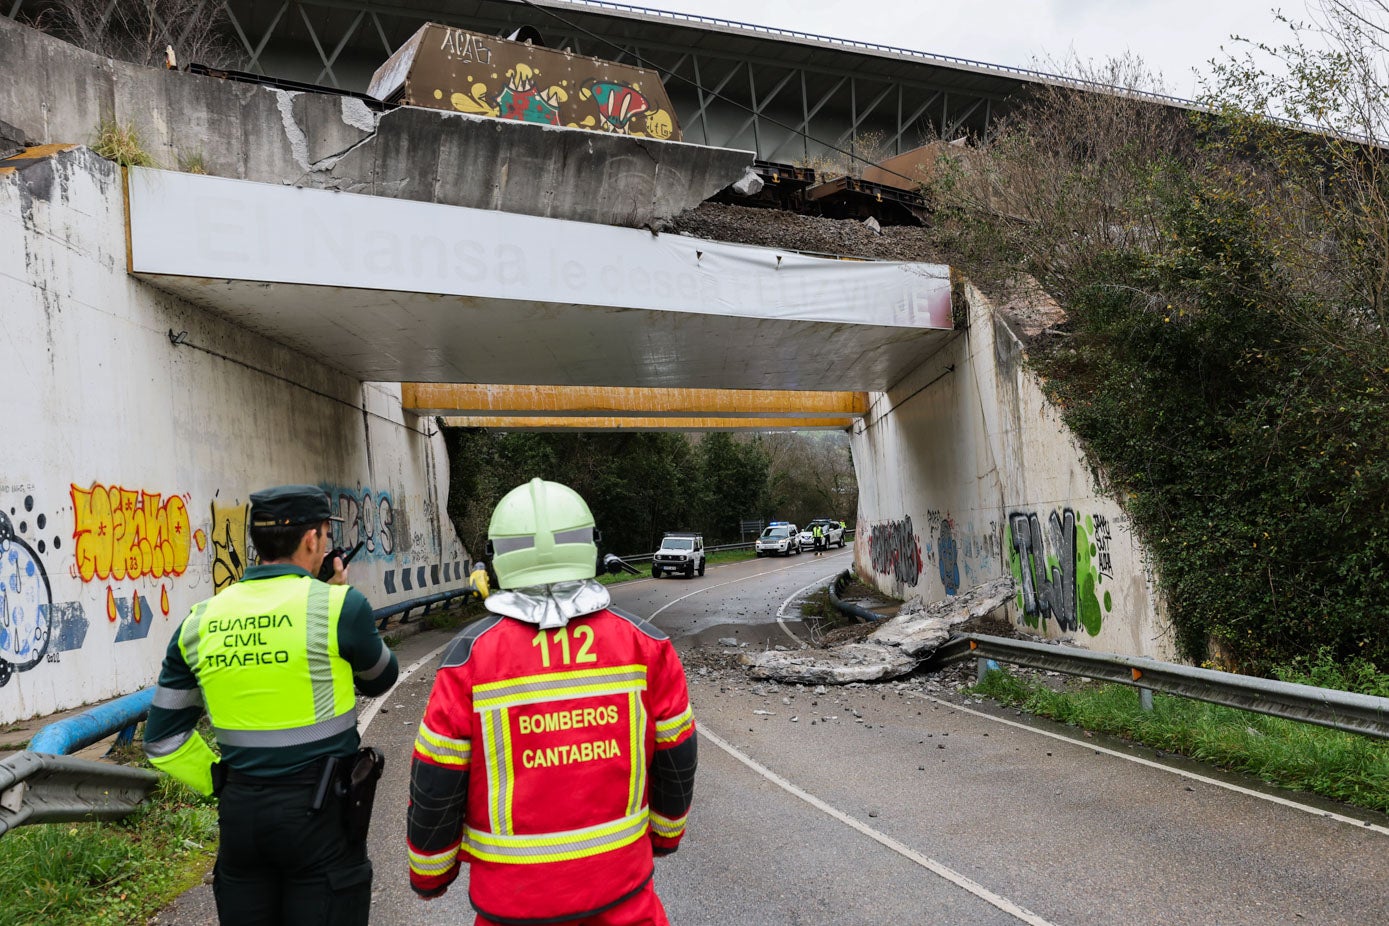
[5,0,1195,166]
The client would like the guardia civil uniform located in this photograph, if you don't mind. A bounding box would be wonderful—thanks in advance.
[144,485,398,926]
[407,479,697,926]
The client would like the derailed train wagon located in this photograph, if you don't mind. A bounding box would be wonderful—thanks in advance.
[368,22,681,142]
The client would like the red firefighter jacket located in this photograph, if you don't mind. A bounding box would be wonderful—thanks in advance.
[407,605,697,923]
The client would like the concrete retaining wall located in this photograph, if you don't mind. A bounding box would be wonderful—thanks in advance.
[851,281,1174,660]
[0,16,752,230]
[0,147,467,724]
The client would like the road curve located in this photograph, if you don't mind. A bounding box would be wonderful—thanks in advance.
[156,553,1389,925]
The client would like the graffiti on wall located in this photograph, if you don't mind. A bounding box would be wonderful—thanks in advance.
[210,501,250,593]
[920,511,1001,596]
[326,486,397,558]
[0,495,88,687]
[1006,509,1113,636]
[866,516,924,587]
[71,483,206,583]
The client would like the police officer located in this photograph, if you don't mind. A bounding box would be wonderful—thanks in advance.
[812,521,825,556]
[407,478,697,926]
[144,484,398,925]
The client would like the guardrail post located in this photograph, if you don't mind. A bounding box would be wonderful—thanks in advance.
[1131,668,1154,711]
[976,657,1001,684]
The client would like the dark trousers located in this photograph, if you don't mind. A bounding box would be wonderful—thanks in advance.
[214,775,373,926]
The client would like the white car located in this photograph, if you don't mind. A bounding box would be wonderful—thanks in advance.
[799,519,846,551]
[652,532,705,578]
[754,524,800,557]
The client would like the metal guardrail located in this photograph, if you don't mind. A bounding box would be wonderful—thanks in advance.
[0,752,159,838]
[930,633,1389,740]
[374,587,478,630]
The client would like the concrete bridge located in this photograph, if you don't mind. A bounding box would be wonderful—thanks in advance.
[0,16,1169,726]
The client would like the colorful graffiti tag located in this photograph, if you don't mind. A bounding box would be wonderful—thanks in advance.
[71,483,205,583]
[1006,509,1112,636]
[210,501,250,593]
[0,508,51,685]
[0,495,89,686]
[867,516,923,587]
[326,486,397,558]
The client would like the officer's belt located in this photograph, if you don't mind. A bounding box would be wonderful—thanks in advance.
[225,757,334,786]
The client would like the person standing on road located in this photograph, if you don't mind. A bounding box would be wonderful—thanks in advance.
[407,478,698,926]
[812,521,825,556]
[143,484,398,926]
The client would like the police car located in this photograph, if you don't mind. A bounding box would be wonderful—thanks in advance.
[754,522,800,557]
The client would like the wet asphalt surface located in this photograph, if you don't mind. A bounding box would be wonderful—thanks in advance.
[156,550,1389,925]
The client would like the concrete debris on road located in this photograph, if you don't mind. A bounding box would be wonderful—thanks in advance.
[742,576,1016,684]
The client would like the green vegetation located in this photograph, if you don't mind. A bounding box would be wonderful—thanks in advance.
[92,121,154,167]
[972,650,1389,813]
[926,24,1388,673]
[0,778,217,926]
[442,429,855,558]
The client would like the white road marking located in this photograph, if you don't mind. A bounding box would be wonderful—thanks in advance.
[699,723,1058,926]
[774,573,847,648]
[906,690,1389,837]
[359,638,456,733]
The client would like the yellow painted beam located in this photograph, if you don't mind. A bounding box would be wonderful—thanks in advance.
[439,416,856,432]
[403,383,869,418]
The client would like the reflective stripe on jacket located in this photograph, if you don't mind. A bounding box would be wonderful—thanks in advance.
[183,574,355,747]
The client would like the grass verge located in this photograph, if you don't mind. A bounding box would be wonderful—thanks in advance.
[971,654,1389,814]
[0,777,217,926]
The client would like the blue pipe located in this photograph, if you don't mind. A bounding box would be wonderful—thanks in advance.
[29,687,155,756]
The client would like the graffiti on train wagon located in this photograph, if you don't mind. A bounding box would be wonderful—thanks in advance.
[1006,509,1112,635]
[867,516,923,587]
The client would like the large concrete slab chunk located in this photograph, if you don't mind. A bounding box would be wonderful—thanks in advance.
[745,576,1016,684]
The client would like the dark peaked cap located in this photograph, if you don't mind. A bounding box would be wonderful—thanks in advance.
[249,485,343,527]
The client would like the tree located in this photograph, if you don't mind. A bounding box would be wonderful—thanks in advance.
[26,0,240,68]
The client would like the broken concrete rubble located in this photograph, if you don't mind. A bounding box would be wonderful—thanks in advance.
[743,576,1016,684]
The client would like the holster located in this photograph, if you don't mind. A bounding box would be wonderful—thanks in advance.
[335,747,385,843]
[210,760,229,797]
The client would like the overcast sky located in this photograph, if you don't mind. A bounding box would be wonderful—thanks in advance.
[618,0,1318,99]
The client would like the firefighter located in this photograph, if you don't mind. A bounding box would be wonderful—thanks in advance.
[143,484,397,925]
[407,478,697,925]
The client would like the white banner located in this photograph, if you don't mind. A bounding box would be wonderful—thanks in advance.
[128,168,951,330]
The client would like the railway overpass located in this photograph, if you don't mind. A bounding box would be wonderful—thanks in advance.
[0,14,1169,727]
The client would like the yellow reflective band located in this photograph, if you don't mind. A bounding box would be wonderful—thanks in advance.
[473,665,647,712]
[481,708,515,835]
[649,809,688,839]
[464,810,648,865]
[415,722,471,766]
[409,843,461,876]
[626,691,645,817]
[655,706,694,744]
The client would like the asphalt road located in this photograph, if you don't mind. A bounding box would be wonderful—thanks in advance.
[158,550,1389,925]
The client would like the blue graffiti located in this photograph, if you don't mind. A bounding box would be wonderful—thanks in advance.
[112,594,155,643]
[937,519,960,595]
[322,485,396,558]
[0,510,52,684]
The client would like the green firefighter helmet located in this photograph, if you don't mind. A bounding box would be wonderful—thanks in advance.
[487,478,598,588]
